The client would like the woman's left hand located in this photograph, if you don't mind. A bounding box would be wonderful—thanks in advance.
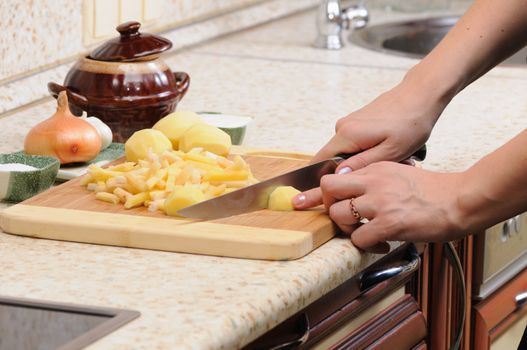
[293,161,467,253]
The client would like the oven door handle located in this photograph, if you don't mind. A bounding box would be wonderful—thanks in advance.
[516,291,527,308]
[359,244,420,292]
[267,312,310,350]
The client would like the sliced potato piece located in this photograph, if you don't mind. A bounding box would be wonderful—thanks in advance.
[95,192,120,204]
[165,185,206,216]
[124,192,149,209]
[268,186,301,211]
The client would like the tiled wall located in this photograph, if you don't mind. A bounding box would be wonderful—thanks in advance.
[0,0,262,83]
[0,0,84,83]
[0,0,317,115]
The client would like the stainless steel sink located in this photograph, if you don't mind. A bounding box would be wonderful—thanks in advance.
[350,16,527,66]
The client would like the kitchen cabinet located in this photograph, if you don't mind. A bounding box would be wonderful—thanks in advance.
[472,266,527,349]
[426,214,527,350]
[244,243,428,349]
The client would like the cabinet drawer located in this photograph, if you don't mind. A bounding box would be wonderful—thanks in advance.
[244,244,422,350]
[322,293,426,350]
[311,288,405,349]
[473,267,527,349]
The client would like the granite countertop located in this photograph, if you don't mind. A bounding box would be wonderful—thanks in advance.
[1,6,527,350]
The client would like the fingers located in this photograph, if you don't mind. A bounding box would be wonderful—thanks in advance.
[320,174,365,210]
[328,198,374,225]
[350,218,392,251]
[295,173,366,210]
[335,222,360,235]
[310,134,362,164]
[335,143,395,173]
[362,242,391,254]
[334,214,391,254]
[293,187,322,209]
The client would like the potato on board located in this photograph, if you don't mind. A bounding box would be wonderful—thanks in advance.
[179,123,232,156]
[153,111,204,149]
[268,186,301,211]
[165,185,206,216]
[125,129,172,162]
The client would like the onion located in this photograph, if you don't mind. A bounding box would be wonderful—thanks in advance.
[24,91,102,164]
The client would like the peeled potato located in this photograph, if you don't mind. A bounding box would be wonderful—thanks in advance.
[165,185,206,216]
[125,129,172,162]
[179,123,232,156]
[268,186,301,211]
[153,111,204,149]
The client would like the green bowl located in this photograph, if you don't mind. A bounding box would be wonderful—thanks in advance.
[0,152,60,202]
[198,112,252,145]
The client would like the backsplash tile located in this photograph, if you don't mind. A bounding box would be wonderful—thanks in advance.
[0,0,84,83]
[0,0,317,116]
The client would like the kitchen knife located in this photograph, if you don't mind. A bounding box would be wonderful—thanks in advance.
[177,145,426,220]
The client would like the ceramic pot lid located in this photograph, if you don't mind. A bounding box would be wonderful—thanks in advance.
[89,21,172,62]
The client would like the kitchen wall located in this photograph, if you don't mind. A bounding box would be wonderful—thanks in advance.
[0,0,318,116]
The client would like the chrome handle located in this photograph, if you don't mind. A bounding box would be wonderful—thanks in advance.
[516,291,527,308]
[500,214,522,241]
[513,214,522,233]
[359,244,419,292]
[268,313,309,350]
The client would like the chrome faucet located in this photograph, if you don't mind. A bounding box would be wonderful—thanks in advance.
[314,0,369,49]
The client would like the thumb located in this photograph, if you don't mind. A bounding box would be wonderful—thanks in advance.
[336,145,393,173]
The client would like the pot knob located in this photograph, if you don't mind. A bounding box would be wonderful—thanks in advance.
[89,21,172,61]
[117,21,141,37]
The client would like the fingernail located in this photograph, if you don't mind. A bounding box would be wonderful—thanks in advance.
[401,159,416,166]
[337,166,352,175]
[292,194,306,207]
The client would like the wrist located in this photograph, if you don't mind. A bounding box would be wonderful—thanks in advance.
[403,62,462,112]
[454,165,509,235]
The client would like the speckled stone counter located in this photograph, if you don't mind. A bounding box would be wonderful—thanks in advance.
[1,6,527,350]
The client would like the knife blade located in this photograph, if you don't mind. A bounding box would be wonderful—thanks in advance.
[176,145,427,220]
[176,157,342,220]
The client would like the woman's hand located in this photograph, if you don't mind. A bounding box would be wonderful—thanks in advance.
[294,162,467,253]
[311,74,450,173]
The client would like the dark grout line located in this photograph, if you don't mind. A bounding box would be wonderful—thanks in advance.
[189,50,414,72]
[0,96,54,121]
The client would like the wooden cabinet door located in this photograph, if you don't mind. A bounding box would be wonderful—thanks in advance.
[324,294,427,350]
[473,267,527,349]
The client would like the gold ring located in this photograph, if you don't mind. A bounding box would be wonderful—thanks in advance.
[350,198,363,222]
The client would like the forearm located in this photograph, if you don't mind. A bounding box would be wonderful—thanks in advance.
[404,0,527,113]
[457,128,527,233]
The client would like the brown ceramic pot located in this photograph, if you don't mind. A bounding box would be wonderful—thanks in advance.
[48,21,190,142]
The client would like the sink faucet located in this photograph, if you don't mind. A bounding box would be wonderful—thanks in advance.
[314,0,369,49]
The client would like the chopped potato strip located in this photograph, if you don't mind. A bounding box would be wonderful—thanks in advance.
[124,192,149,209]
[95,192,120,204]
[82,148,258,216]
[113,187,132,202]
[205,170,249,182]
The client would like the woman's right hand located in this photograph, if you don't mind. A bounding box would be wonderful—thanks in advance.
[312,74,449,173]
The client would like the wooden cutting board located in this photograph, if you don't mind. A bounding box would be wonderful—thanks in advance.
[0,148,336,260]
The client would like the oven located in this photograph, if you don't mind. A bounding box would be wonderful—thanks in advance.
[473,213,527,300]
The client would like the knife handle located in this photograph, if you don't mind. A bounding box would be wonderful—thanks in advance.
[336,144,427,162]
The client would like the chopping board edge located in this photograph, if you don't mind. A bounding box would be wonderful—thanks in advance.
[0,204,327,260]
[0,147,337,260]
